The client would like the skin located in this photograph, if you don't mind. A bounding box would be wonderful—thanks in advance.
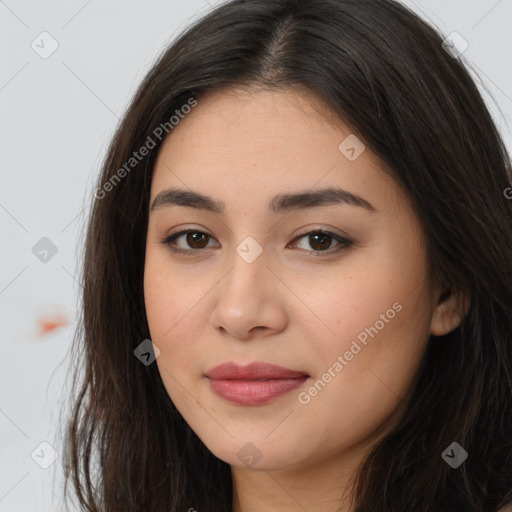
[143,87,467,512]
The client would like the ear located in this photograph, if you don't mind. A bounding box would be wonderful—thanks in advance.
[430,285,470,336]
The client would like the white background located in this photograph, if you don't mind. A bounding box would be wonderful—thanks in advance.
[1,0,511,510]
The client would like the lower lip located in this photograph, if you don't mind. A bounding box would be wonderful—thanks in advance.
[207,376,309,405]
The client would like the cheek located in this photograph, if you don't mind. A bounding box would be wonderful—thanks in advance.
[144,250,209,342]
[297,263,401,353]
[144,261,206,417]
[143,252,204,384]
[293,285,431,457]
[300,253,432,395]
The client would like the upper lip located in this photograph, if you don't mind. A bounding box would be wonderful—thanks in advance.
[205,362,309,380]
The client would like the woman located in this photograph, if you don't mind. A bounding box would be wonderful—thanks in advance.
[61,0,512,510]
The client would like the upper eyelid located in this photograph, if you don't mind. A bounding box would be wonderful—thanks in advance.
[165,222,350,239]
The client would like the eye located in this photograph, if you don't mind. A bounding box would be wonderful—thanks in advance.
[160,229,352,256]
[288,230,352,254]
[161,229,219,255]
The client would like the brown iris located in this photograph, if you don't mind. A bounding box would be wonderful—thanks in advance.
[186,232,209,249]
[306,232,332,251]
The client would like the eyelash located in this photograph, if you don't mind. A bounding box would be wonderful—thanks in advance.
[160,228,352,257]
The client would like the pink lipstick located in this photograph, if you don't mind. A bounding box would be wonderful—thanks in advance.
[205,362,309,405]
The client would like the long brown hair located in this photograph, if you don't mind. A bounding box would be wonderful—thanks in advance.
[61,0,512,510]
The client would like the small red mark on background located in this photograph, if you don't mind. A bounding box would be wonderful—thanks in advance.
[37,312,69,336]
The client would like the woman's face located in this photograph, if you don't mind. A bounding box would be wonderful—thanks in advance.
[144,87,459,473]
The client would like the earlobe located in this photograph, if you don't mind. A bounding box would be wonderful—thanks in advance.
[429,286,470,336]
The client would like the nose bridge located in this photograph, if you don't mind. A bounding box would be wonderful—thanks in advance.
[210,235,287,338]
[222,235,269,302]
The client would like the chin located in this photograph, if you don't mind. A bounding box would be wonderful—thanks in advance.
[199,434,308,472]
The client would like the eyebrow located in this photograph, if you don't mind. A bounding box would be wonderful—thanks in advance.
[150,187,376,214]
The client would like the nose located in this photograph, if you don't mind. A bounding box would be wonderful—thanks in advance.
[209,245,288,340]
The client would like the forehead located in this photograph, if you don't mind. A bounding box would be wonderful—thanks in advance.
[150,87,405,217]
[158,86,352,157]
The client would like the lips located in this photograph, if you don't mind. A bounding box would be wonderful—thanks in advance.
[204,362,310,405]
[204,361,309,380]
